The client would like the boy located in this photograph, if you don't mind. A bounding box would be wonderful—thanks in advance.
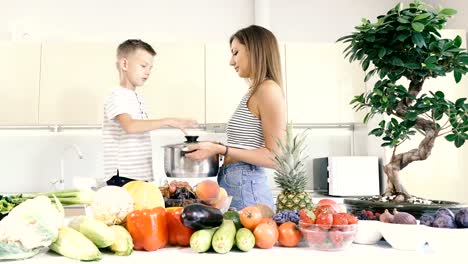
[102,39,195,187]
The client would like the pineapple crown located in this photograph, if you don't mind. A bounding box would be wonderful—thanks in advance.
[272,123,310,193]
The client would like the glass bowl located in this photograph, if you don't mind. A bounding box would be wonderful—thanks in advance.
[298,221,357,251]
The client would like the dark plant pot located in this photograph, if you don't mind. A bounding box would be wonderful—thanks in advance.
[344,197,467,219]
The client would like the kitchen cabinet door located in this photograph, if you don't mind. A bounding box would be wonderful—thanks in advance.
[39,43,117,124]
[0,43,41,125]
[205,43,286,124]
[285,43,365,124]
[141,43,205,123]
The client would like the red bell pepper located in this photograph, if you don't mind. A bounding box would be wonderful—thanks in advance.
[165,207,195,246]
[126,207,168,251]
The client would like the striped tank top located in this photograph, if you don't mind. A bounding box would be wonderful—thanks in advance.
[226,92,265,149]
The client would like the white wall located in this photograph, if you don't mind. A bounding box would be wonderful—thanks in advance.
[0,0,253,42]
[1,0,468,203]
[3,0,468,42]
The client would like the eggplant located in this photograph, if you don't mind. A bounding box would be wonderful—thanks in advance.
[181,203,223,230]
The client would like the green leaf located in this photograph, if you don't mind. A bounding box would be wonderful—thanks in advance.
[406,112,418,121]
[362,59,370,71]
[414,13,431,21]
[455,98,466,109]
[412,32,426,48]
[396,25,410,31]
[397,17,410,24]
[454,70,462,83]
[405,62,420,69]
[411,22,425,32]
[396,33,409,41]
[454,35,462,48]
[455,135,465,148]
[378,48,386,59]
[424,56,438,64]
[369,128,384,137]
[445,134,457,142]
[459,55,468,64]
[390,57,404,66]
[439,8,457,16]
[435,91,445,99]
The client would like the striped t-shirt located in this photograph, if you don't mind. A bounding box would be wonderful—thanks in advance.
[102,87,153,181]
[226,92,265,149]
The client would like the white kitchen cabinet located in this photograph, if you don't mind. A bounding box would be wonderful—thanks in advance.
[0,43,41,125]
[205,43,286,123]
[285,43,365,123]
[39,43,117,124]
[205,43,249,123]
[141,43,205,123]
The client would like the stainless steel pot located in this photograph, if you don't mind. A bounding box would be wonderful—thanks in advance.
[163,135,219,178]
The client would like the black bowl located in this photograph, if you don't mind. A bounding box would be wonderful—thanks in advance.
[344,197,467,219]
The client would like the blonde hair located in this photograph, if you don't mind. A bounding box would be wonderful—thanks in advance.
[230,25,283,95]
[117,39,156,59]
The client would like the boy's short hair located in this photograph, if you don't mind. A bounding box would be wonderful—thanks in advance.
[117,39,156,58]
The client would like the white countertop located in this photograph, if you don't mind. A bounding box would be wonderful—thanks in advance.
[13,241,454,264]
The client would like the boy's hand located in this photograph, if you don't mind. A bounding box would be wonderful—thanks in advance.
[184,142,223,160]
[167,118,198,134]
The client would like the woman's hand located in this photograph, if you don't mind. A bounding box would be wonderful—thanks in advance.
[184,142,224,160]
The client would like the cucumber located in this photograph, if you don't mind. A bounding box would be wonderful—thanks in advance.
[211,219,236,254]
[190,228,217,253]
[223,211,242,230]
[235,228,255,252]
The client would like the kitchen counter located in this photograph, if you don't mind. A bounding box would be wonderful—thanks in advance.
[12,241,454,264]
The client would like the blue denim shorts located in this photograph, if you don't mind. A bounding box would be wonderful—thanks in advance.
[217,162,275,211]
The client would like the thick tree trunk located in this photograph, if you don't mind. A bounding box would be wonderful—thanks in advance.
[383,126,439,201]
[381,79,440,202]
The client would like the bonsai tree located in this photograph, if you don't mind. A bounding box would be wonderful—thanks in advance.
[337,1,468,202]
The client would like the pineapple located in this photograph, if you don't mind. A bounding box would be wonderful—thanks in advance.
[273,123,312,212]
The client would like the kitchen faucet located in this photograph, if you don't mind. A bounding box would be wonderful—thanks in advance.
[51,144,84,190]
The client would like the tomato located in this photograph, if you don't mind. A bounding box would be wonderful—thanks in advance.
[315,212,333,230]
[239,206,263,230]
[253,222,278,249]
[317,198,341,213]
[332,213,348,225]
[259,217,277,227]
[314,204,337,216]
[278,222,302,247]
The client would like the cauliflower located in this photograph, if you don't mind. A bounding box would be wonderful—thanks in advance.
[91,186,134,225]
[0,196,64,260]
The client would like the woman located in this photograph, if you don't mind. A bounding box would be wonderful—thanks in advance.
[186,25,286,210]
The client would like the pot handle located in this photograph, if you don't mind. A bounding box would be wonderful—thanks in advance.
[181,147,196,157]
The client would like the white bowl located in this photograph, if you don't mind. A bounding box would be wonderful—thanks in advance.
[423,225,468,252]
[379,222,426,250]
[353,220,382,245]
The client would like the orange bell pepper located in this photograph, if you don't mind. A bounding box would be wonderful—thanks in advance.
[126,207,168,251]
[165,207,195,246]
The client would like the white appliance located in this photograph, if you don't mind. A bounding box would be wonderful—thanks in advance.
[313,156,381,196]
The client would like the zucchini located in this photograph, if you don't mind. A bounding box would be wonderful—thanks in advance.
[211,220,236,254]
[235,228,255,252]
[190,228,217,253]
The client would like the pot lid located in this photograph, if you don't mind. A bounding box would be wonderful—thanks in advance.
[162,135,200,148]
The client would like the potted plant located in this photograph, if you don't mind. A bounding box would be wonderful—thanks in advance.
[337,0,467,210]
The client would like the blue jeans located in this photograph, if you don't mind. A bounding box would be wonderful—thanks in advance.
[217,162,275,211]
